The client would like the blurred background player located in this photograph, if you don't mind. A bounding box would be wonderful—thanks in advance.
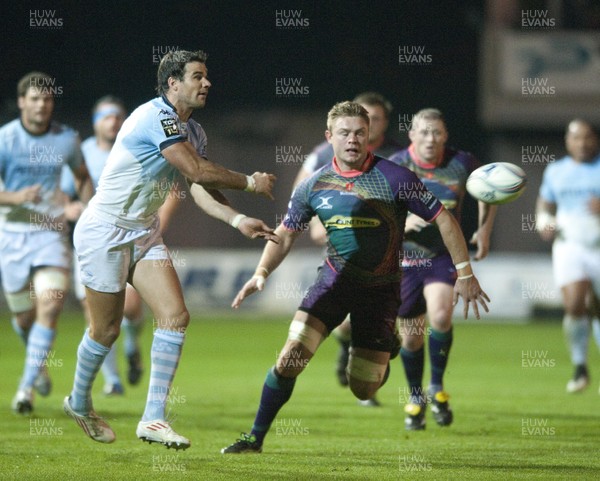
[388,108,497,429]
[61,96,147,395]
[0,71,93,414]
[537,118,600,393]
[222,101,489,454]
[63,49,278,449]
[295,91,401,406]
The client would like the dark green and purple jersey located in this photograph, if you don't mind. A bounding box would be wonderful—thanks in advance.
[283,154,443,285]
[389,145,479,258]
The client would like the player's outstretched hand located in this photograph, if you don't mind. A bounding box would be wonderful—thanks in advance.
[452,275,490,320]
[469,231,491,260]
[404,214,429,233]
[232,275,266,309]
[238,217,280,244]
[18,184,42,204]
[251,172,276,200]
[64,200,85,222]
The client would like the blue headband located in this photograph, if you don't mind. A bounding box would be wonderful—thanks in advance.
[93,105,124,124]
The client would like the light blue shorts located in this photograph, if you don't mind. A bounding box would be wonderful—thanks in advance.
[74,210,169,293]
[0,229,71,293]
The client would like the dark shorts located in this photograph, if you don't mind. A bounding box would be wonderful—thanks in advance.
[298,262,399,353]
[398,253,456,318]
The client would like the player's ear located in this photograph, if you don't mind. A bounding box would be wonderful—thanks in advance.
[167,76,178,91]
[17,96,25,110]
[325,130,332,143]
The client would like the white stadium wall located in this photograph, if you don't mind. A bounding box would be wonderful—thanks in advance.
[0,249,558,320]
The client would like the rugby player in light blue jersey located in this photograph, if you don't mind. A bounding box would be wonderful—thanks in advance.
[63,50,278,450]
[62,96,148,396]
[537,119,600,394]
[0,71,93,415]
[222,101,489,454]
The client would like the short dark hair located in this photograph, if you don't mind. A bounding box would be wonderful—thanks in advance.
[353,92,393,119]
[327,101,370,132]
[17,71,53,97]
[156,50,208,95]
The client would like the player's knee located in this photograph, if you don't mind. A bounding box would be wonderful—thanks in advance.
[402,335,424,351]
[90,322,121,346]
[36,293,65,321]
[155,307,190,331]
[349,379,379,400]
[347,355,387,399]
[563,300,586,317]
[429,316,452,333]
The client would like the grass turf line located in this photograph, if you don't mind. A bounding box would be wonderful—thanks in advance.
[0,311,599,480]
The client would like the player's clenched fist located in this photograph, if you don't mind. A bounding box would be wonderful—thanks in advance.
[250,172,276,200]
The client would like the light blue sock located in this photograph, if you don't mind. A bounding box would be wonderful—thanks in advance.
[70,330,110,414]
[100,344,121,386]
[18,323,55,391]
[12,317,30,346]
[592,318,600,353]
[563,315,589,366]
[142,329,184,422]
[122,316,143,357]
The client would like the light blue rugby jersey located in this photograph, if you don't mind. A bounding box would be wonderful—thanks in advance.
[0,119,83,231]
[61,136,108,197]
[539,153,600,244]
[87,95,206,229]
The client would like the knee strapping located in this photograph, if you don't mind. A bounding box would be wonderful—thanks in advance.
[287,320,324,354]
[348,356,387,383]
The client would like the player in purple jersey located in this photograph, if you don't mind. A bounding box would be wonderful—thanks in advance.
[221,101,489,453]
[537,119,600,393]
[387,108,497,430]
[0,71,93,414]
[295,92,401,406]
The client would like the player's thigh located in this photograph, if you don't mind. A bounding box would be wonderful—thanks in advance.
[423,281,455,331]
[130,259,188,329]
[350,281,399,353]
[552,241,588,293]
[124,283,144,320]
[297,263,351,333]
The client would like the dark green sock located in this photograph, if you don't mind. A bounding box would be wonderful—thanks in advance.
[250,366,296,444]
[400,346,424,401]
[429,327,453,391]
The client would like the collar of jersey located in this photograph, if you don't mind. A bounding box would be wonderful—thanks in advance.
[408,144,443,169]
[161,95,178,115]
[332,152,374,178]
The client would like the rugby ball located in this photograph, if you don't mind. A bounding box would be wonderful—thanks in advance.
[466,162,527,205]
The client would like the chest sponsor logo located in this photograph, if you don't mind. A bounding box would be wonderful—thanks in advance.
[161,118,180,137]
[315,196,333,210]
[323,215,381,229]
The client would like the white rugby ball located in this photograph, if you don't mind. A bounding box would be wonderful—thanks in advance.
[466,162,527,205]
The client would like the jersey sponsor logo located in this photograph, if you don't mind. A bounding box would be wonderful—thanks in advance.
[323,215,381,229]
[160,118,180,137]
[315,196,333,210]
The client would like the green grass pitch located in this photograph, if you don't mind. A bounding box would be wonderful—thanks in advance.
[1,310,599,480]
